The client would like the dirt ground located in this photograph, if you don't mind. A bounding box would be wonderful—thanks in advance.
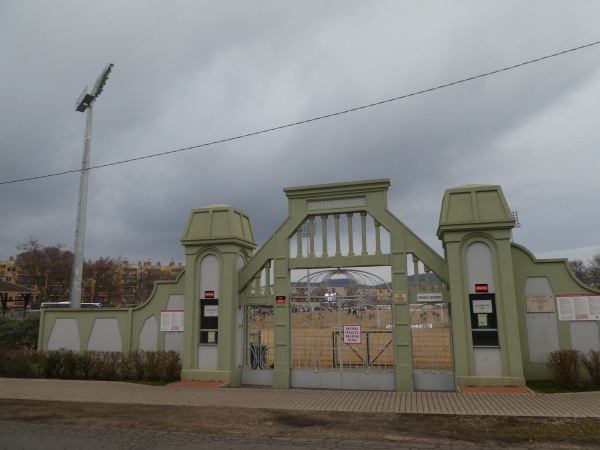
[1,399,599,448]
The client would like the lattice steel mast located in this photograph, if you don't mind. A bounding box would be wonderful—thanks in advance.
[69,63,114,308]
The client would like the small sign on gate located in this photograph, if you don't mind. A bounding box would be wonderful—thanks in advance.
[417,292,443,303]
[343,325,361,344]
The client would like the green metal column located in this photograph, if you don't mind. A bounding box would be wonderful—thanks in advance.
[437,184,525,387]
[180,205,256,382]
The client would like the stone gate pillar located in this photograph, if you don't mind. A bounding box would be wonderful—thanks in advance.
[179,204,256,385]
[437,185,525,387]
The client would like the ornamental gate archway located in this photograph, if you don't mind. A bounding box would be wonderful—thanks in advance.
[238,179,451,391]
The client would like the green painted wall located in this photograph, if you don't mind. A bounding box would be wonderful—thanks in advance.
[39,273,186,352]
[38,179,599,391]
[511,244,600,380]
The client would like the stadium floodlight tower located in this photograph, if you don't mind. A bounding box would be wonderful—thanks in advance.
[69,63,114,308]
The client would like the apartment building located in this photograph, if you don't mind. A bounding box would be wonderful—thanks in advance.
[0,257,24,304]
[0,256,184,307]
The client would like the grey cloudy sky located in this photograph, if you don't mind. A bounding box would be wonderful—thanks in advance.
[1,1,600,269]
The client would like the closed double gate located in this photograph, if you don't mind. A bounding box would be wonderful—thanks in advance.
[242,301,454,391]
[410,303,454,391]
[289,293,395,390]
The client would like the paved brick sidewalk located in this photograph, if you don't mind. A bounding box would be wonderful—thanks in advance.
[1,378,598,418]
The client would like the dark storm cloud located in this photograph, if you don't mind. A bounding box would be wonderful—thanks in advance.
[2,1,600,266]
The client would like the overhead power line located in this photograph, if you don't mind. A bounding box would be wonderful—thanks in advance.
[2,40,599,186]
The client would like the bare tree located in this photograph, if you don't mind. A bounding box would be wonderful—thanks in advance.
[569,254,600,289]
[16,237,73,302]
[83,257,124,306]
[136,262,178,304]
[569,259,589,285]
[586,253,600,289]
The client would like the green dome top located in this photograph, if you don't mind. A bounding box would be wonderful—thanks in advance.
[437,184,515,239]
[181,204,256,248]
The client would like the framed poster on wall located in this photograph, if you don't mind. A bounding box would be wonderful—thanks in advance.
[200,298,219,344]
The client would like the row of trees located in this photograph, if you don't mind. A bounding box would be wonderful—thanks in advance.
[15,238,72,303]
[569,253,600,289]
[10,237,599,306]
[14,237,181,306]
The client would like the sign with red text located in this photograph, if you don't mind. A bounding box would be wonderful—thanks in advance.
[343,325,361,344]
[475,284,489,292]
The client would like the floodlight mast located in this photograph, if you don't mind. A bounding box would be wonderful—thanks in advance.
[69,64,113,308]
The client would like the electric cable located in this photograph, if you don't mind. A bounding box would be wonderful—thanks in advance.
[2,40,599,186]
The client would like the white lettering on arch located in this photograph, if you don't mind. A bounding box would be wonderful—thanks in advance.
[307,197,366,210]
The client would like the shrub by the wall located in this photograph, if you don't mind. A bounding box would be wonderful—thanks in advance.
[0,315,40,350]
[0,348,36,378]
[77,351,96,380]
[43,350,63,378]
[0,349,181,383]
[547,349,583,389]
[124,350,181,382]
[128,350,146,380]
[582,349,600,387]
[95,351,122,381]
[161,350,181,381]
[144,350,162,381]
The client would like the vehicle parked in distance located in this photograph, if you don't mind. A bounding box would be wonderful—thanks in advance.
[41,302,102,309]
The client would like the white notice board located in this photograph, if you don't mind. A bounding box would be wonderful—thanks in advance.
[161,310,184,331]
[556,295,600,321]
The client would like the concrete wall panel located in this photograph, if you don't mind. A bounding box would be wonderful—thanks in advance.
[47,318,80,351]
[139,316,158,351]
[570,321,600,353]
[88,318,122,352]
[524,277,560,363]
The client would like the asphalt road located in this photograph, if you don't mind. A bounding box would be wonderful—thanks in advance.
[2,378,599,449]
[0,420,567,450]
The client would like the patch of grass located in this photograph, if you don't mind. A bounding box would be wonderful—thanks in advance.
[403,415,600,446]
[126,379,172,386]
[485,416,600,446]
[527,379,598,393]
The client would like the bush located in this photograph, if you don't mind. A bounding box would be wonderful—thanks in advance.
[77,351,96,380]
[161,351,181,381]
[547,349,583,389]
[0,349,181,383]
[0,349,36,378]
[581,349,600,387]
[93,351,123,381]
[32,350,49,377]
[60,349,80,379]
[144,350,162,381]
[129,350,146,380]
[123,350,181,382]
[44,350,63,378]
[0,315,40,349]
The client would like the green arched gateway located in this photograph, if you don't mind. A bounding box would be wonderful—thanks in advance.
[38,179,600,392]
[236,179,449,390]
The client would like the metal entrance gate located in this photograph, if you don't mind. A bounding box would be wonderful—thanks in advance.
[236,180,451,390]
[289,269,394,390]
[241,306,275,386]
[410,303,454,391]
